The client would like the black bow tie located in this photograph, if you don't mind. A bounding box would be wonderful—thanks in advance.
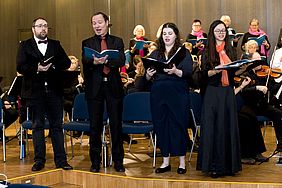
[38,40,48,44]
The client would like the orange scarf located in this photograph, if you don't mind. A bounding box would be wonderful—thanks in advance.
[216,42,231,86]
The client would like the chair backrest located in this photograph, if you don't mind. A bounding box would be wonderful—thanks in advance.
[72,93,89,121]
[0,99,4,125]
[190,91,202,125]
[122,92,152,122]
[0,99,3,124]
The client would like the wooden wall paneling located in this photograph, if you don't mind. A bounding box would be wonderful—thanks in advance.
[18,0,56,38]
[0,0,19,87]
[110,0,135,49]
[266,0,282,53]
[54,0,116,61]
[176,0,222,41]
[134,0,178,42]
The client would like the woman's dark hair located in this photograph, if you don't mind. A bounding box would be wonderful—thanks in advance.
[156,22,181,59]
[205,20,236,67]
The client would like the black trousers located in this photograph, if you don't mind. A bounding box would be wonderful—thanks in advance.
[238,107,266,158]
[27,91,66,166]
[87,82,124,165]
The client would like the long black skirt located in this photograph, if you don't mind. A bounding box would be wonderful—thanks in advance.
[197,85,241,175]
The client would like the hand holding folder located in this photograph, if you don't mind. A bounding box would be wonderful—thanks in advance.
[142,45,186,73]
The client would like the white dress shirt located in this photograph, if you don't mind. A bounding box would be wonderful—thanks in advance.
[34,36,47,56]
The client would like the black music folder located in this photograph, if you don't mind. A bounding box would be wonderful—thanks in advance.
[142,45,186,73]
[214,59,263,70]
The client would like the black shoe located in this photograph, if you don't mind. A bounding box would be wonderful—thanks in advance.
[56,162,73,170]
[255,153,269,162]
[155,165,171,173]
[241,158,256,165]
[31,162,45,171]
[276,144,282,152]
[177,167,186,174]
[131,140,138,144]
[210,172,221,178]
[90,164,100,173]
[114,161,125,172]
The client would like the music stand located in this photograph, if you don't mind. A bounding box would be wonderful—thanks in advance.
[277,28,282,48]
[258,148,282,165]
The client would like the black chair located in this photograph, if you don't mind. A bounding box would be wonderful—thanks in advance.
[0,99,6,162]
[188,91,202,162]
[122,92,156,167]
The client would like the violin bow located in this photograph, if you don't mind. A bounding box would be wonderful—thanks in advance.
[265,45,277,87]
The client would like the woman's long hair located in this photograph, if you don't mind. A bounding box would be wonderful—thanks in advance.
[156,22,181,59]
[205,20,236,67]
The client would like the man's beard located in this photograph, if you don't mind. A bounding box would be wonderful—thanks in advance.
[36,32,47,40]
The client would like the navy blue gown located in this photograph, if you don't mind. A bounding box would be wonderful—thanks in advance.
[148,48,193,157]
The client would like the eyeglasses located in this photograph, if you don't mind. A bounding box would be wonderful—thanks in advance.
[33,24,48,29]
[214,29,226,34]
[193,25,201,27]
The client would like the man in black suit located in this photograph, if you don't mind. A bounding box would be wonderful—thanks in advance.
[16,17,73,171]
[82,12,125,172]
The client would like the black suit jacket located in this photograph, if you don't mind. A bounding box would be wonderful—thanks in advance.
[82,34,125,99]
[16,38,71,99]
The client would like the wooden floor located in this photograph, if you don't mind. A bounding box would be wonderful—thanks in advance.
[1,122,282,188]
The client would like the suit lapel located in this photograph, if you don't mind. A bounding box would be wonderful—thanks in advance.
[30,38,44,59]
[45,39,53,58]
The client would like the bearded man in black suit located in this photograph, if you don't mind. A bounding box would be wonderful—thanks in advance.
[16,17,73,171]
[82,12,125,173]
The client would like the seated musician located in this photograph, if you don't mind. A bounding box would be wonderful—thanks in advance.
[122,55,148,94]
[269,46,282,108]
[237,41,282,164]
[64,55,84,121]
[0,85,19,141]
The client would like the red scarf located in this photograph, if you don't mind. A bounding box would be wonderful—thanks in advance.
[191,30,204,39]
[216,42,231,86]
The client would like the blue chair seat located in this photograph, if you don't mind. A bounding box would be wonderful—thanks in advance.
[122,122,154,134]
[63,121,90,132]
[22,120,50,129]
[256,115,270,122]
[20,118,50,159]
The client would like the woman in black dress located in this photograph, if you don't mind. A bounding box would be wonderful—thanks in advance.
[196,20,241,178]
[145,23,193,174]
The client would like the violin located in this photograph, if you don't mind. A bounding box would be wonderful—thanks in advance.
[120,72,129,83]
[234,75,255,85]
[255,65,282,78]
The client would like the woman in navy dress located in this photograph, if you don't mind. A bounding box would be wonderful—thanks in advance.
[196,20,241,178]
[145,23,193,174]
